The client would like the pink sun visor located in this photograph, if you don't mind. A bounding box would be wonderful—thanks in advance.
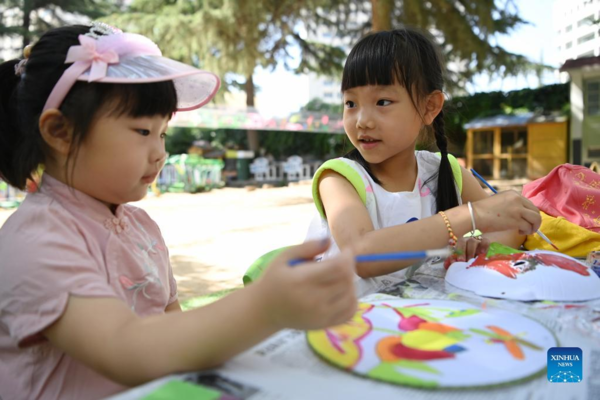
[42,31,220,112]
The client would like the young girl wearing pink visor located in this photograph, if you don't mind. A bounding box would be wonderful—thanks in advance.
[0,23,356,399]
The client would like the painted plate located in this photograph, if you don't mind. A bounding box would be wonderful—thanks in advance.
[307,296,556,388]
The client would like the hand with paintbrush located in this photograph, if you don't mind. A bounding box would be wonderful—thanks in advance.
[470,169,558,250]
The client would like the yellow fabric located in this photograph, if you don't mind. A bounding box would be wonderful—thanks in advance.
[524,211,600,257]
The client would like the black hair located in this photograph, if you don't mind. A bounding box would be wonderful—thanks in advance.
[0,25,177,190]
[341,27,459,212]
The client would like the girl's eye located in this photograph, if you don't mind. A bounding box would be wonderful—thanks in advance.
[377,99,392,106]
[160,132,167,139]
[345,100,355,108]
[136,129,151,136]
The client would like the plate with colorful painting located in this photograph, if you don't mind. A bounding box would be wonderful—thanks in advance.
[307,295,556,389]
[444,244,600,301]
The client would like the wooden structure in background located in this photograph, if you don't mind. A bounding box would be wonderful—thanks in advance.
[465,113,568,180]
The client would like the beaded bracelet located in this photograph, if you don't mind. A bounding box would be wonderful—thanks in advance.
[438,211,458,247]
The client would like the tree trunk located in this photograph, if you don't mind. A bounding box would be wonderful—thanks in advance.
[245,74,260,152]
[371,0,393,32]
[22,0,32,49]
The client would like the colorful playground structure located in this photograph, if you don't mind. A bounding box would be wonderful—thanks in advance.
[157,154,225,193]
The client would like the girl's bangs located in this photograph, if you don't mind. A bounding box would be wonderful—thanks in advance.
[100,80,178,118]
[341,35,405,91]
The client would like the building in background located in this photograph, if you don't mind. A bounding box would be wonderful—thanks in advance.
[308,73,342,104]
[553,0,600,166]
[561,56,600,166]
[553,0,600,80]
[306,25,345,105]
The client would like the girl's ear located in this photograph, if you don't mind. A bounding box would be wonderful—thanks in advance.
[39,109,73,155]
[422,91,445,126]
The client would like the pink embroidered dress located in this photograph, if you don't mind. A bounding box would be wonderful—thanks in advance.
[0,174,178,400]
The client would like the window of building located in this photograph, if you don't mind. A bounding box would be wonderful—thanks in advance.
[579,50,595,57]
[578,14,595,27]
[566,41,573,49]
[586,80,600,116]
[566,24,573,33]
[578,32,595,45]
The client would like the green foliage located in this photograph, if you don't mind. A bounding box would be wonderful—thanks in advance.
[258,130,347,159]
[0,0,120,55]
[317,0,550,94]
[417,0,549,92]
[167,84,569,161]
[301,98,343,114]
[444,83,570,153]
[166,126,349,161]
[165,127,201,155]
[103,0,347,96]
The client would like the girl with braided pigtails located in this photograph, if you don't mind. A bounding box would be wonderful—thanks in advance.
[307,27,541,296]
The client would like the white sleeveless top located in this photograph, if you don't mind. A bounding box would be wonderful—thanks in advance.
[305,151,462,296]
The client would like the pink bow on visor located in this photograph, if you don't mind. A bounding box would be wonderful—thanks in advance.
[66,35,120,82]
[43,31,220,112]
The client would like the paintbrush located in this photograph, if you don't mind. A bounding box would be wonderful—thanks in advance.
[288,247,452,267]
[470,168,559,251]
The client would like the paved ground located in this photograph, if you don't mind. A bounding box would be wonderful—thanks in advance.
[0,182,316,303]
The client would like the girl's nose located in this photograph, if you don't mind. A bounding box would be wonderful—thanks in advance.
[356,110,375,129]
[152,140,167,169]
[155,153,167,170]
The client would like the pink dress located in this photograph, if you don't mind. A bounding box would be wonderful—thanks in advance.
[0,174,178,400]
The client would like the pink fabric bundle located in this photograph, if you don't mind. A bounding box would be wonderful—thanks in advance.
[522,164,600,233]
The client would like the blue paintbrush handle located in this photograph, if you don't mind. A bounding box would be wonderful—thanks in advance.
[288,248,451,266]
[470,169,498,194]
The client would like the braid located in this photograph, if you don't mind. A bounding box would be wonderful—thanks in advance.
[432,109,459,212]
